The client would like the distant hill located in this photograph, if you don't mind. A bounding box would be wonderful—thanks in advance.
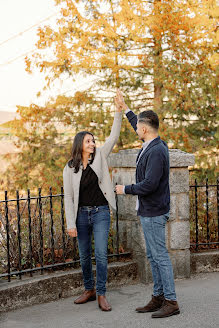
[0,140,19,155]
[0,112,19,166]
[0,111,19,125]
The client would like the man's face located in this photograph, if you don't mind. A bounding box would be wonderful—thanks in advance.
[136,121,146,141]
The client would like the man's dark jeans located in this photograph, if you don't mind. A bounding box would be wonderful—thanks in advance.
[76,205,110,296]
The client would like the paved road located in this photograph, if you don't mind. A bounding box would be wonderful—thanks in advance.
[1,272,218,328]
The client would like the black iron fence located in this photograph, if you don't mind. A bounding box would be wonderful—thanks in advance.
[190,178,219,251]
[0,187,130,282]
[1,179,218,281]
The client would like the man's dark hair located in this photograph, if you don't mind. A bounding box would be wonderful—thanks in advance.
[137,110,159,130]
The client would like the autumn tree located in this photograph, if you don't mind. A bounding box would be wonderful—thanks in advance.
[4,0,218,193]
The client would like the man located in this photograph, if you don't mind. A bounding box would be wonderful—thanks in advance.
[115,91,180,318]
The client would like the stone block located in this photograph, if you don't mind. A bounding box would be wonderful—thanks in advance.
[169,168,189,193]
[109,148,195,168]
[170,249,190,278]
[190,250,219,274]
[169,193,190,221]
[112,220,132,250]
[170,220,190,249]
[169,194,178,221]
[108,149,139,168]
[127,220,153,284]
[129,221,147,282]
[178,193,190,220]
[112,167,136,185]
[131,220,146,255]
[169,149,195,167]
[111,195,138,219]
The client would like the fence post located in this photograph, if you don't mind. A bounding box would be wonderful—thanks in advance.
[206,178,210,246]
[16,190,22,279]
[60,186,66,262]
[27,189,33,277]
[195,179,198,251]
[4,191,11,282]
[49,187,55,266]
[217,178,219,244]
[38,188,44,275]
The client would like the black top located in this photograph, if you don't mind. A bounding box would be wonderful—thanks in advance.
[79,165,108,207]
[125,110,170,217]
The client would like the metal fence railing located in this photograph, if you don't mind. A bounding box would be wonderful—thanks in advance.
[190,178,219,251]
[1,178,218,281]
[0,187,130,282]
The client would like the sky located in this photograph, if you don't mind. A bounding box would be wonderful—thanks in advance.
[0,0,91,113]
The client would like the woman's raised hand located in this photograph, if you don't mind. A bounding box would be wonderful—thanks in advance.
[67,228,77,238]
[115,89,128,112]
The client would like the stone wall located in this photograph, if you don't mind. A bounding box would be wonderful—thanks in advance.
[0,261,138,313]
[108,149,195,283]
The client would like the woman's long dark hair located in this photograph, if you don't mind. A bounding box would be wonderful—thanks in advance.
[68,131,96,173]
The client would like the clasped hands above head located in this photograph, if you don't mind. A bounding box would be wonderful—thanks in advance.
[114,89,128,112]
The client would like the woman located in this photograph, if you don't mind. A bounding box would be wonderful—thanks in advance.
[63,93,122,311]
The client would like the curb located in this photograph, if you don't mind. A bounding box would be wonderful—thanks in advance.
[0,261,138,313]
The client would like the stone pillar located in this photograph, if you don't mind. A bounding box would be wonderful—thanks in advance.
[108,149,195,283]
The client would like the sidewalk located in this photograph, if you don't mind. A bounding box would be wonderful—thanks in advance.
[1,272,218,328]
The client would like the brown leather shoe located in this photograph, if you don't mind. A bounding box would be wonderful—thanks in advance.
[136,294,165,313]
[74,289,96,304]
[151,299,180,318]
[98,295,112,311]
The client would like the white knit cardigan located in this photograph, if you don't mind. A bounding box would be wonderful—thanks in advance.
[63,112,122,230]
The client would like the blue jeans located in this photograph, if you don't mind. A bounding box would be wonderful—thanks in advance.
[140,213,177,301]
[76,205,110,296]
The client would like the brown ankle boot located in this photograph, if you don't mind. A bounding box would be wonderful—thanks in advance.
[151,299,180,318]
[136,294,165,313]
[74,289,96,304]
[98,295,112,311]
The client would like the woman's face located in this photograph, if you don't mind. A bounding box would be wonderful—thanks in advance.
[82,134,95,155]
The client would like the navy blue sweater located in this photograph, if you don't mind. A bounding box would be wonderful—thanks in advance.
[124,110,170,217]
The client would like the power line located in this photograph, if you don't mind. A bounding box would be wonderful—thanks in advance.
[0,12,59,67]
[0,13,58,47]
[61,77,103,96]
[0,49,36,67]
